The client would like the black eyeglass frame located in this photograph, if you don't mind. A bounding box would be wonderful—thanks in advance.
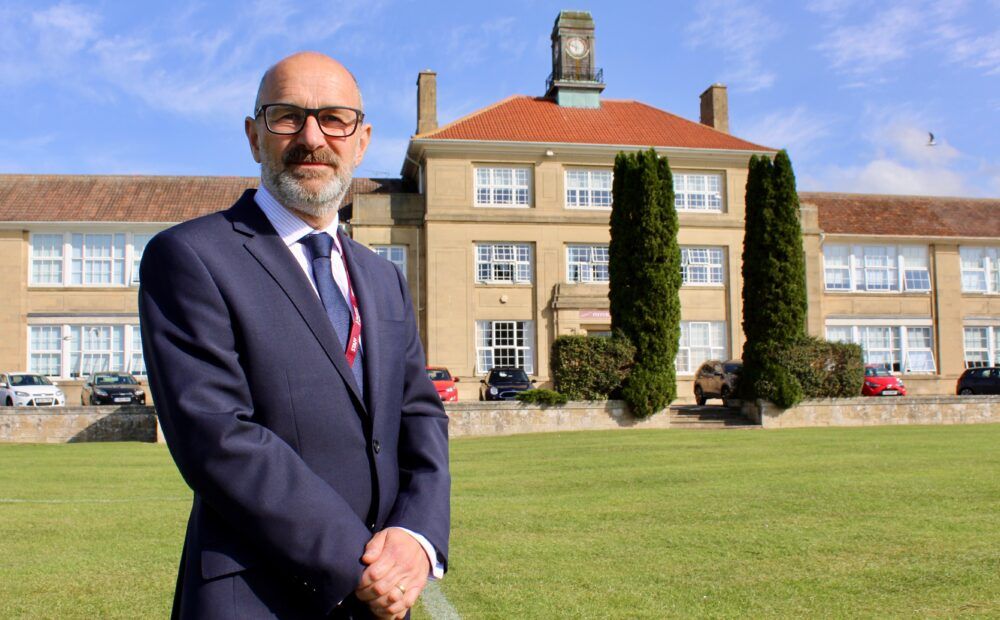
[254,103,366,137]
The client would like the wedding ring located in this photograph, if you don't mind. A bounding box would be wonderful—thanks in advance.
[396,583,407,595]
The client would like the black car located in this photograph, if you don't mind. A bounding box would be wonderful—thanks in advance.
[479,367,535,401]
[693,359,743,407]
[956,367,1000,395]
[81,372,147,405]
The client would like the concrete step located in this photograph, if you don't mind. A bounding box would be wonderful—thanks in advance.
[668,405,759,429]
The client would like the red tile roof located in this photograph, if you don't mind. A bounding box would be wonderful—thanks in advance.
[801,192,1000,239]
[0,175,403,223]
[418,96,772,151]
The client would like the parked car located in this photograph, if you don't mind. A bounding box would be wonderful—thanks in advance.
[693,359,743,407]
[862,365,906,396]
[426,366,459,402]
[0,372,65,407]
[81,372,147,405]
[479,367,534,401]
[956,367,1000,395]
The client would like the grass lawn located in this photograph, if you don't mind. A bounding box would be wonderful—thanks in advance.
[1,425,998,618]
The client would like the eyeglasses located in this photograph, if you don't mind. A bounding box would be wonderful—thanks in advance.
[255,104,365,137]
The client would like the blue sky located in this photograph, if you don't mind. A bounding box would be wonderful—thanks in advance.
[2,0,998,196]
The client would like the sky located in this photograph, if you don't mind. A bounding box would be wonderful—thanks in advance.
[1,0,998,197]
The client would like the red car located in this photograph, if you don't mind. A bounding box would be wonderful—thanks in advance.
[426,366,459,402]
[862,365,906,396]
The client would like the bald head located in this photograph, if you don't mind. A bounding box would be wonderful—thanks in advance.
[254,51,363,113]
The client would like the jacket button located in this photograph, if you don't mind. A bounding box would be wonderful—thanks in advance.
[372,439,381,454]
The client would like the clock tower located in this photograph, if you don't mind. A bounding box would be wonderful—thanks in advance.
[545,11,605,108]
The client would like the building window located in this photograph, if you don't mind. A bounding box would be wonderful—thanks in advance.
[29,326,62,376]
[566,245,609,283]
[681,247,724,285]
[676,321,727,374]
[960,247,1000,293]
[475,167,530,207]
[29,232,155,288]
[675,173,723,212]
[28,323,145,378]
[475,320,534,374]
[565,169,612,208]
[825,323,936,373]
[963,326,1000,368]
[372,245,407,280]
[30,234,65,285]
[476,243,532,284]
[822,244,931,293]
[131,234,152,284]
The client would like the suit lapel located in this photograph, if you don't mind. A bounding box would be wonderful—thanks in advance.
[339,231,381,419]
[227,193,367,413]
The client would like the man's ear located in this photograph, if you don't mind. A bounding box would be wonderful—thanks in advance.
[245,117,262,163]
[353,123,372,168]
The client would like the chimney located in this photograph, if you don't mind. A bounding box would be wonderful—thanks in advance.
[699,83,729,134]
[416,70,437,135]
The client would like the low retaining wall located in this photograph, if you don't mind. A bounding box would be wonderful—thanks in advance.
[743,395,1000,429]
[443,400,670,437]
[0,406,156,443]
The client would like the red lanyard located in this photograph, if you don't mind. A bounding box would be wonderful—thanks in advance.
[337,249,363,367]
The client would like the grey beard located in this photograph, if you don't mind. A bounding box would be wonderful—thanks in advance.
[260,159,352,218]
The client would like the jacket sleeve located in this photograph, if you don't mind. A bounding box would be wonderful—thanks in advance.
[384,263,451,571]
[139,229,370,612]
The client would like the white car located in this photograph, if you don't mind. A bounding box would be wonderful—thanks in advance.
[0,372,66,407]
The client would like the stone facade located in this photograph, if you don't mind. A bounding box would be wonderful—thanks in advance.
[445,400,672,437]
[0,405,156,443]
[743,396,1000,428]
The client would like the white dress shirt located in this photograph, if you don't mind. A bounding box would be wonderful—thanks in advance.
[254,184,443,580]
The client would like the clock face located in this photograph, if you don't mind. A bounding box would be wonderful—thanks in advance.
[565,37,588,59]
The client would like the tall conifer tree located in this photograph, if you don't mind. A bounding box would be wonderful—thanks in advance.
[740,150,808,406]
[609,148,682,417]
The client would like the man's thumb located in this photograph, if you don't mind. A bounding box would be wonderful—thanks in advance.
[362,530,387,563]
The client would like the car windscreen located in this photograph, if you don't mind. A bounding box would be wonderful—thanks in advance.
[866,367,893,377]
[11,374,52,386]
[723,363,742,374]
[427,369,451,381]
[95,374,137,385]
[490,369,529,383]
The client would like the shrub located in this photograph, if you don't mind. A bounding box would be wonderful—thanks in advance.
[551,334,635,400]
[743,337,864,407]
[515,389,569,406]
[609,148,682,417]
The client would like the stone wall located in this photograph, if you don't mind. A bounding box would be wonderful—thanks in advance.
[0,406,156,443]
[444,400,671,437]
[743,395,999,429]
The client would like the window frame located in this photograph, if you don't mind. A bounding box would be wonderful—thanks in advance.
[674,172,724,213]
[474,166,532,208]
[822,244,932,293]
[825,322,937,373]
[371,244,407,280]
[27,322,146,379]
[963,325,1000,368]
[475,320,535,375]
[960,246,1000,294]
[566,244,609,283]
[564,168,613,210]
[680,247,725,286]
[29,231,158,288]
[676,321,728,375]
[475,242,533,285]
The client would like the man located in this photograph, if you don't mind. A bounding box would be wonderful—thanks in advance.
[139,52,450,619]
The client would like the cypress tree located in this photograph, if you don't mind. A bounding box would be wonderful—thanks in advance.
[740,150,808,407]
[609,148,682,417]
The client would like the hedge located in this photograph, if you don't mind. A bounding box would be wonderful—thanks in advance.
[551,334,635,400]
[515,389,569,406]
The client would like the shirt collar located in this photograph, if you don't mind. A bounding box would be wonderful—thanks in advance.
[254,183,343,254]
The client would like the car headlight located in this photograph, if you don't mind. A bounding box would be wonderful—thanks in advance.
[445,387,456,393]
[56,390,65,398]
[15,391,30,397]
[896,381,905,387]
[489,387,498,395]
[134,389,145,396]
[94,388,108,396]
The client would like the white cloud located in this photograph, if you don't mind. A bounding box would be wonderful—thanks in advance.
[685,0,781,92]
[816,159,969,195]
[740,107,839,160]
[445,17,529,72]
[816,5,922,75]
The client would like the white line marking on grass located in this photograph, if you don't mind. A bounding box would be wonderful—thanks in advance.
[0,496,188,504]
[422,580,461,620]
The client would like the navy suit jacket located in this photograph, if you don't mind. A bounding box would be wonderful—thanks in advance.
[139,190,450,619]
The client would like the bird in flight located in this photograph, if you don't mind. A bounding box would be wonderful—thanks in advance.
[927,132,937,146]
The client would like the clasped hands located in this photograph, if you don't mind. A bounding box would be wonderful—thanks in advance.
[355,528,430,619]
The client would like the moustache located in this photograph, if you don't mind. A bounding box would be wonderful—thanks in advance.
[283,146,341,166]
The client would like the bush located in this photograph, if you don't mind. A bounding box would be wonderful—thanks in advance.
[742,337,864,407]
[551,334,635,400]
[515,389,569,406]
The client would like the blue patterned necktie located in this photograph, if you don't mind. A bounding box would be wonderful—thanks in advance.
[299,232,364,397]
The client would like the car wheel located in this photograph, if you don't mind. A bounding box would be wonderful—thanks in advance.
[959,388,974,395]
[694,385,706,406]
[5,397,12,407]
[721,386,731,408]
